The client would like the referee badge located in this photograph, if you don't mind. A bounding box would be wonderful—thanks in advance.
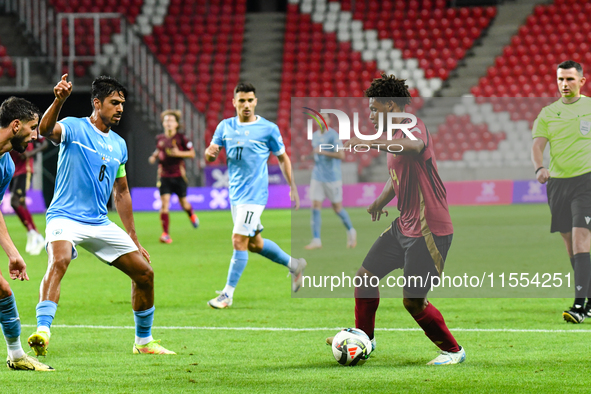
[580,120,591,136]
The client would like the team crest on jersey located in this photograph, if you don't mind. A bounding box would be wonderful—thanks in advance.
[245,130,249,136]
[580,120,591,136]
[52,229,62,236]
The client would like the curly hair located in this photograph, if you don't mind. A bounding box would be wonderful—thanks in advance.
[364,73,412,109]
[0,97,39,128]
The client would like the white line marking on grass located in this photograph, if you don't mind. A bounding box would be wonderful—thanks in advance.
[20,324,591,333]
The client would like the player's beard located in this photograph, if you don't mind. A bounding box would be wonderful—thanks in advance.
[10,134,28,153]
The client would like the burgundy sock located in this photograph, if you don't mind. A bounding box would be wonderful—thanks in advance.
[412,303,460,352]
[354,286,380,340]
[160,212,170,234]
[14,206,35,231]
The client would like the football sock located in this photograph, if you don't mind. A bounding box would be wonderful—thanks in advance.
[336,209,353,231]
[185,207,194,217]
[227,250,249,288]
[36,300,57,332]
[311,209,321,239]
[14,205,36,231]
[570,256,575,270]
[222,285,235,298]
[134,306,155,345]
[573,252,591,307]
[354,286,380,340]
[0,293,25,360]
[160,212,170,234]
[259,239,290,267]
[412,302,460,353]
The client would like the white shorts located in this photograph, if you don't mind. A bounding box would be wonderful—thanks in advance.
[45,218,138,265]
[231,204,265,237]
[309,179,343,203]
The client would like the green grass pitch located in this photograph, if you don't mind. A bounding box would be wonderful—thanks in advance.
[1,205,590,393]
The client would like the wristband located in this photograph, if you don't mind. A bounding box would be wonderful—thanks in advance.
[535,166,545,174]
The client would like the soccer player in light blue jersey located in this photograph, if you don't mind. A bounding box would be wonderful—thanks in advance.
[204,82,306,309]
[0,97,54,371]
[304,115,356,250]
[27,75,175,356]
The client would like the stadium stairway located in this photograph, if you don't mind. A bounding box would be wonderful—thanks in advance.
[0,13,53,88]
[418,0,548,135]
[240,13,286,123]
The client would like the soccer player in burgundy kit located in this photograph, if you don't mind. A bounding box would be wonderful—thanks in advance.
[149,110,199,244]
[9,137,47,255]
[328,74,465,365]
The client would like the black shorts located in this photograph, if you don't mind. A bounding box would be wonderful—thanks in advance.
[9,173,30,202]
[547,172,591,233]
[158,176,188,198]
[362,218,453,297]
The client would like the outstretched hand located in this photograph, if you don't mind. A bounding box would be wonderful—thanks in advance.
[54,74,73,102]
[367,200,388,222]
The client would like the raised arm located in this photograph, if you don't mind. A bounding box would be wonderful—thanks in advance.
[39,74,72,144]
[113,175,150,263]
[532,137,550,184]
[277,152,300,210]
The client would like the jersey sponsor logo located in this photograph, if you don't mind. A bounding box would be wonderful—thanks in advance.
[580,120,591,136]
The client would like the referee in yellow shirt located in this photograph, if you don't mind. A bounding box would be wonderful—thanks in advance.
[532,60,591,323]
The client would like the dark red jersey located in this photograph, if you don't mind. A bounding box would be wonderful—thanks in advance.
[387,117,453,237]
[10,138,43,176]
[155,132,193,178]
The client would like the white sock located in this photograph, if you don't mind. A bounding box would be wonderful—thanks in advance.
[135,335,154,346]
[223,285,235,298]
[6,336,25,361]
[38,326,51,335]
[287,258,298,272]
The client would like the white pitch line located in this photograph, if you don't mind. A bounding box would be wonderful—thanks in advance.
[20,324,591,333]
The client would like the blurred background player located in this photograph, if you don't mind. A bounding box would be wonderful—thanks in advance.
[532,60,591,323]
[148,109,199,244]
[0,96,54,371]
[28,75,175,356]
[303,114,356,250]
[9,136,48,255]
[327,74,464,366]
[204,82,306,309]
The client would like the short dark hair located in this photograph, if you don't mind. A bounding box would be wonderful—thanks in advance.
[558,60,584,76]
[0,97,40,128]
[364,73,412,109]
[91,75,127,107]
[234,82,256,95]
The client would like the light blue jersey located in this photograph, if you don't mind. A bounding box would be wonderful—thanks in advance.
[0,153,14,202]
[46,117,128,225]
[212,115,285,205]
[311,128,342,182]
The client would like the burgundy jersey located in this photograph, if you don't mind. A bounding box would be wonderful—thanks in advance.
[10,138,44,176]
[155,133,193,178]
[387,117,453,238]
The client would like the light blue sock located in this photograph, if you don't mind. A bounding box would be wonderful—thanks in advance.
[227,250,249,287]
[311,209,321,239]
[36,300,57,330]
[259,239,291,267]
[133,306,155,338]
[336,209,353,231]
[0,294,20,339]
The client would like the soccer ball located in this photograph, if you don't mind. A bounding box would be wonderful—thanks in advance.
[331,328,372,366]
